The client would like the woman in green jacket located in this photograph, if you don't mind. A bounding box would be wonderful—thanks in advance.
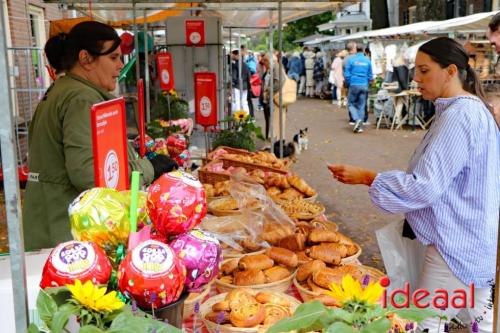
[23,21,177,250]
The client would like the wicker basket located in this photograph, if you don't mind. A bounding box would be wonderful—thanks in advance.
[215,259,296,293]
[208,197,261,217]
[219,157,290,175]
[303,193,318,202]
[340,244,362,264]
[208,146,253,160]
[198,160,230,185]
[183,283,212,319]
[201,291,301,333]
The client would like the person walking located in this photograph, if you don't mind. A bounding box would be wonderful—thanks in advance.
[331,50,348,106]
[231,49,251,113]
[344,46,372,133]
[304,48,316,98]
[343,42,357,124]
[328,37,500,333]
[313,50,325,98]
[298,47,308,96]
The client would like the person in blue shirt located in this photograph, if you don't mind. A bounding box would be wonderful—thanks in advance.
[328,37,500,333]
[287,51,303,83]
[245,51,257,75]
[344,46,373,133]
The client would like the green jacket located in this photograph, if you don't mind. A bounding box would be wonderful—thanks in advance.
[23,73,154,251]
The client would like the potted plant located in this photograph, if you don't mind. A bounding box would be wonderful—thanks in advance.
[151,90,189,121]
[212,111,265,152]
[27,280,182,333]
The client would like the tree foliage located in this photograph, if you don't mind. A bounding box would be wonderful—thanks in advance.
[249,11,334,52]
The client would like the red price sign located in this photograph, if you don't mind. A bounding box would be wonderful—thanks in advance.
[91,97,129,190]
[194,72,218,127]
[156,52,175,91]
[185,20,205,47]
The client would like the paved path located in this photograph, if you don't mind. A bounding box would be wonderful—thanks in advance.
[255,97,426,270]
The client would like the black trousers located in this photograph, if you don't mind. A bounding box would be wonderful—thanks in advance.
[263,102,270,139]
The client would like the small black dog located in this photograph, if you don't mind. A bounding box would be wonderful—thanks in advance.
[270,140,296,159]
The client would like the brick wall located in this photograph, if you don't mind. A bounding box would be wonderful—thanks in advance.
[5,0,64,163]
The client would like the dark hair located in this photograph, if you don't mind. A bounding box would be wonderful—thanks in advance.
[44,21,121,72]
[231,50,239,56]
[418,37,490,110]
[489,12,500,32]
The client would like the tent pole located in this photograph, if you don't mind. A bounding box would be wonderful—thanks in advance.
[238,33,242,112]
[143,9,150,123]
[269,10,274,150]
[0,3,28,333]
[133,3,140,86]
[278,1,283,159]
[229,27,232,121]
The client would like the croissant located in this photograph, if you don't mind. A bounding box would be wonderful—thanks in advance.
[234,269,267,286]
[278,188,303,201]
[239,238,262,252]
[297,251,312,263]
[337,233,356,246]
[313,266,362,289]
[225,288,257,310]
[263,266,291,282]
[230,302,266,327]
[260,224,294,245]
[221,258,240,275]
[278,233,306,252]
[255,292,291,307]
[317,242,349,258]
[308,229,339,243]
[331,264,363,280]
[287,175,316,197]
[266,247,298,268]
[265,174,290,189]
[296,260,326,282]
[262,304,291,326]
[266,186,282,197]
[295,222,313,237]
[307,275,331,293]
[239,254,274,271]
[306,244,341,265]
[205,311,230,324]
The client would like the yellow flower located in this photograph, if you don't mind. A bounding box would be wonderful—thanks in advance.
[325,274,384,305]
[233,110,249,122]
[67,280,125,312]
[159,120,169,127]
[168,89,178,98]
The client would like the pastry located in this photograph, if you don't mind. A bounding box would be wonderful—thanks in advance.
[278,233,306,252]
[295,222,313,237]
[230,302,266,327]
[314,242,349,258]
[278,188,303,201]
[265,174,290,189]
[255,292,291,307]
[266,186,282,197]
[260,224,294,245]
[296,260,326,282]
[240,238,262,252]
[238,254,274,271]
[312,294,341,307]
[266,247,298,268]
[212,300,231,312]
[307,244,342,265]
[263,266,291,283]
[297,251,312,263]
[262,304,291,326]
[219,275,234,285]
[225,288,257,310]
[307,275,330,294]
[205,311,230,324]
[221,258,240,275]
[234,269,267,286]
[308,229,339,243]
[287,175,316,197]
[203,184,215,197]
[312,266,362,289]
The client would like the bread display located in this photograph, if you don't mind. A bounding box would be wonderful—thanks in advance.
[296,259,326,282]
[279,199,325,220]
[278,233,307,252]
[263,266,292,282]
[234,269,267,286]
[202,289,299,330]
[238,254,274,271]
[266,247,298,268]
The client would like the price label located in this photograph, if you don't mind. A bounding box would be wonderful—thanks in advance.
[200,96,212,117]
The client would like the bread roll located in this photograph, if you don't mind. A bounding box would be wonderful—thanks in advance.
[205,311,230,324]
[240,238,262,252]
[307,275,330,294]
[296,260,326,282]
[266,247,298,268]
[238,254,274,271]
[263,266,291,283]
[260,224,294,245]
[278,233,306,252]
[230,303,266,327]
[221,258,240,275]
[234,269,267,286]
[262,304,291,326]
[297,251,312,264]
[306,244,341,265]
[312,266,363,289]
[212,300,231,312]
[255,292,291,307]
[308,229,339,243]
[225,288,257,310]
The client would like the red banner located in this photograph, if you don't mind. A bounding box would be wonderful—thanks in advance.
[91,97,129,190]
[194,72,218,127]
[156,52,175,91]
[185,20,205,47]
[137,79,146,158]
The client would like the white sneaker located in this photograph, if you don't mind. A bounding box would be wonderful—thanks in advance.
[356,127,364,133]
[363,121,371,126]
[349,121,355,126]
[353,120,362,133]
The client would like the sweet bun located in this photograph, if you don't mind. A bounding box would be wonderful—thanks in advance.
[229,302,266,327]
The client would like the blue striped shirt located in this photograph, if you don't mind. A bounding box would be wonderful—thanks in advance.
[369,96,500,288]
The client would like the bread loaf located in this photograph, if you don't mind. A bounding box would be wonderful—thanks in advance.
[234,269,266,286]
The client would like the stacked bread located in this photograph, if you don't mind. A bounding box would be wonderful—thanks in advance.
[265,174,317,202]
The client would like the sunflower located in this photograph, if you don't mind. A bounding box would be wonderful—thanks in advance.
[233,110,249,122]
[66,280,125,312]
[326,274,384,305]
[168,89,178,98]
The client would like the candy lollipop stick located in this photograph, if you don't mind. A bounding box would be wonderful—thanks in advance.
[128,171,151,250]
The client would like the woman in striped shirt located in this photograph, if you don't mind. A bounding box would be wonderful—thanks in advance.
[328,37,500,333]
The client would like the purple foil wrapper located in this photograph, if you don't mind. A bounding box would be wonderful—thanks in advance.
[170,229,222,292]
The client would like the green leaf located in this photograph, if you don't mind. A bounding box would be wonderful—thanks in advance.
[326,322,356,333]
[390,307,442,322]
[79,326,105,333]
[267,300,327,333]
[327,308,356,324]
[360,317,391,333]
[36,290,58,326]
[27,323,42,333]
[50,304,79,333]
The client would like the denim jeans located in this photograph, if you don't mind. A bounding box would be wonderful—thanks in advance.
[347,85,368,122]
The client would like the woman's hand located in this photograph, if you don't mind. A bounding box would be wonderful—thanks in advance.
[327,164,377,186]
